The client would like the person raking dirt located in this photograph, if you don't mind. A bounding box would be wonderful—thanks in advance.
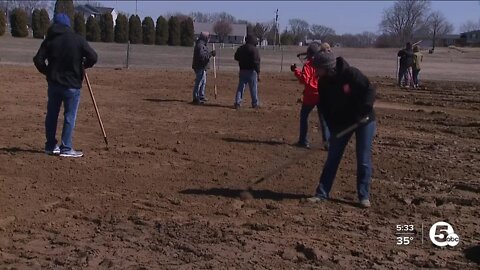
[306,50,377,208]
[33,13,98,158]
[290,42,331,150]
[397,42,414,88]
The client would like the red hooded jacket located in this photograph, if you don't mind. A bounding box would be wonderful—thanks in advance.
[294,59,319,106]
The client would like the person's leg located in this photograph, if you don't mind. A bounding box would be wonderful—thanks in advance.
[192,69,203,102]
[298,104,314,145]
[60,88,81,152]
[398,66,406,86]
[316,106,330,143]
[199,70,207,101]
[235,70,247,106]
[45,82,63,152]
[247,71,259,107]
[355,121,376,202]
[413,69,420,87]
[314,132,352,199]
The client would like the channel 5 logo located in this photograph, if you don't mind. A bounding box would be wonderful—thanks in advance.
[429,221,460,247]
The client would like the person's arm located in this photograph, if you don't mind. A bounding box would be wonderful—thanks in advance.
[253,47,260,75]
[234,47,240,61]
[349,67,376,118]
[82,39,98,68]
[33,40,48,75]
[294,63,315,88]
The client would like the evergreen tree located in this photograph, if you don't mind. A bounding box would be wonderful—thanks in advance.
[128,14,142,44]
[74,12,86,37]
[180,17,194,46]
[0,10,6,36]
[100,12,114,42]
[10,8,28,37]
[32,9,42,38]
[155,16,168,45]
[114,14,128,43]
[142,16,155,45]
[54,0,74,28]
[168,16,181,46]
[86,16,100,42]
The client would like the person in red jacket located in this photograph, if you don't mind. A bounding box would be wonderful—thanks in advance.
[291,42,330,149]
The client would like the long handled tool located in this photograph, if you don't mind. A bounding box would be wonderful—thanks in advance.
[84,72,108,147]
[212,43,218,99]
[335,116,370,139]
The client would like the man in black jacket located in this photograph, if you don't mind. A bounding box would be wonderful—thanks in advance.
[307,51,376,208]
[33,13,98,158]
[397,42,414,87]
[234,35,261,109]
[192,32,215,105]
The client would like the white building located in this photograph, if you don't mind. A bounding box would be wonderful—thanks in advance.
[74,4,118,26]
[194,22,246,44]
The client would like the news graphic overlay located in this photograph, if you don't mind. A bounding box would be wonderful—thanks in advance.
[429,221,460,247]
[395,224,417,246]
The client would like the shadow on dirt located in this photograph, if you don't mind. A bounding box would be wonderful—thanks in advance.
[222,137,287,146]
[143,98,186,103]
[180,188,307,201]
[464,245,480,264]
[0,147,43,154]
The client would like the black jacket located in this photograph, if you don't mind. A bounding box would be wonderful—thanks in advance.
[33,24,98,89]
[397,48,414,68]
[318,57,376,134]
[234,39,260,74]
[192,38,211,70]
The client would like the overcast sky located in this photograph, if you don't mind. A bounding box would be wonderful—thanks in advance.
[99,1,480,34]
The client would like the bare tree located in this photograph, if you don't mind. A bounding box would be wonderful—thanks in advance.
[356,31,378,47]
[380,0,431,45]
[213,20,232,43]
[309,24,335,40]
[288,18,309,43]
[1,0,49,14]
[253,21,272,42]
[189,11,210,23]
[460,20,480,33]
[425,11,453,50]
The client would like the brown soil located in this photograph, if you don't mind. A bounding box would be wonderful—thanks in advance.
[0,65,479,269]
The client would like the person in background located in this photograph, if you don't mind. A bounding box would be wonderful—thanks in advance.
[412,45,423,89]
[291,42,330,149]
[397,42,414,88]
[233,35,261,109]
[33,13,98,158]
[307,51,376,208]
[192,31,216,105]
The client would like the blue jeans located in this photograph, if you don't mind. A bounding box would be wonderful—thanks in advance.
[299,104,330,145]
[315,121,376,201]
[235,70,258,107]
[193,69,206,101]
[45,82,81,152]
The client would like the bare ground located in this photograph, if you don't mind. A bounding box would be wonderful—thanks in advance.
[0,64,479,269]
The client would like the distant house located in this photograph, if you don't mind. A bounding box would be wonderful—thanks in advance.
[75,4,118,26]
[414,34,461,48]
[193,22,246,44]
[460,30,480,46]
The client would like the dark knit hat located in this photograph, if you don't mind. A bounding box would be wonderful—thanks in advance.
[313,51,336,69]
[53,13,71,28]
[306,42,320,58]
[246,34,257,45]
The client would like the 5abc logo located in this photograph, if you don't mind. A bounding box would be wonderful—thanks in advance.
[429,221,460,247]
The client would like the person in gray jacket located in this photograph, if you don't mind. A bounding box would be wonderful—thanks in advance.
[192,32,216,105]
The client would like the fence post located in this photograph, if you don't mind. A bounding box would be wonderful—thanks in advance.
[280,46,284,72]
[126,41,130,69]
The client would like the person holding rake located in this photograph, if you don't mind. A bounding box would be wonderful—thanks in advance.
[290,42,330,150]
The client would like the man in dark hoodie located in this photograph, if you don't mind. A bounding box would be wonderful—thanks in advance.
[33,13,98,158]
[192,32,216,105]
[397,42,414,87]
[233,35,261,109]
[307,51,376,208]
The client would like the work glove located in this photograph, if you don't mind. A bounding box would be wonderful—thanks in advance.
[290,64,297,72]
[211,50,216,57]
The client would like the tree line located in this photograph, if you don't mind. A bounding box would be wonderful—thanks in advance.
[0,0,195,46]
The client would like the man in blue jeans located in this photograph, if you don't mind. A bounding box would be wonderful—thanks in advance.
[234,35,261,109]
[192,32,215,105]
[33,13,98,158]
[308,51,376,208]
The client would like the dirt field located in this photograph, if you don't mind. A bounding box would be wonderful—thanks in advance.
[0,61,479,269]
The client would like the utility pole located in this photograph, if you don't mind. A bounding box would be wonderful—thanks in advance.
[273,9,279,50]
[135,0,138,15]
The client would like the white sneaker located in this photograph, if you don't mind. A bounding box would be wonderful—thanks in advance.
[45,145,60,155]
[306,196,326,203]
[60,150,84,158]
[359,199,371,208]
